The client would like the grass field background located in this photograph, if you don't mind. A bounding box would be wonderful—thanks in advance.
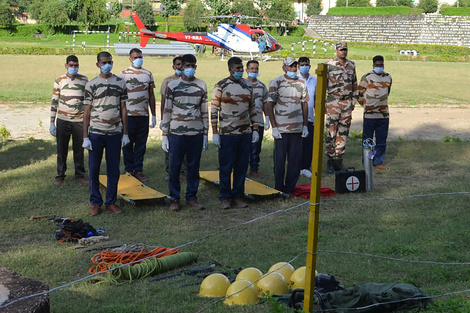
[1,55,470,106]
[2,137,470,312]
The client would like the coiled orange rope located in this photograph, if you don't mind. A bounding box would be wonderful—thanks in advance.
[89,246,180,273]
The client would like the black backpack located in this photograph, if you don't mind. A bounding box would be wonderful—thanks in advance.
[55,218,98,243]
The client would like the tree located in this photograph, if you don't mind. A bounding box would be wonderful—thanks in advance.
[160,0,181,31]
[0,0,14,27]
[376,0,396,6]
[64,0,79,21]
[306,0,322,15]
[111,1,122,17]
[417,0,438,12]
[183,0,206,31]
[256,0,274,16]
[134,0,154,27]
[231,0,258,16]
[397,0,413,6]
[205,0,231,16]
[78,0,110,32]
[268,0,295,21]
[40,0,68,34]
[335,0,371,6]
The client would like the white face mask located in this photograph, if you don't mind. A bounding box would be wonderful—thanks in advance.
[374,67,384,74]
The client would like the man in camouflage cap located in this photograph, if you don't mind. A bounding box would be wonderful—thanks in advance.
[50,55,88,186]
[211,57,259,209]
[325,41,358,173]
[83,51,130,216]
[161,54,208,212]
[265,57,309,195]
[118,48,156,183]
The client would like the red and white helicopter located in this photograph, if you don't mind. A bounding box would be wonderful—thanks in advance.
[131,12,282,58]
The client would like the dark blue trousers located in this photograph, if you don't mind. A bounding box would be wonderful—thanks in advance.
[168,134,203,202]
[122,116,149,174]
[219,134,251,201]
[301,121,314,170]
[88,133,121,207]
[274,133,303,194]
[249,126,264,172]
[363,118,389,166]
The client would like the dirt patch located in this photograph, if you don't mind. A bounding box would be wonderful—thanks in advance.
[1,104,470,141]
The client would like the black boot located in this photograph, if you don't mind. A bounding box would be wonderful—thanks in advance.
[334,158,343,172]
[327,159,335,174]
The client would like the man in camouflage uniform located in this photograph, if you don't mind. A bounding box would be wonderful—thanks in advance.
[211,57,259,209]
[50,55,88,185]
[161,54,208,212]
[160,56,185,182]
[246,60,269,178]
[266,57,309,195]
[358,55,392,170]
[325,41,358,174]
[82,51,130,216]
[119,48,156,182]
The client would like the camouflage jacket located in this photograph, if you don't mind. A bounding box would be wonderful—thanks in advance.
[51,74,88,122]
[250,79,268,125]
[118,66,155,117]
[358,70,392,119]
[267,74,308,133]
[162,77,209,136]
[84,75,127,135]
[211,77,258,135]
[326,58,358,102]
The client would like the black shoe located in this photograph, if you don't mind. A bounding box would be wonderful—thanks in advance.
[333,158,343,172]
[327,159,335,174]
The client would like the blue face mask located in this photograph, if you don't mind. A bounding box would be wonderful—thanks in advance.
[299,65,310,75]
[101,64,113,75]
[184,68,196,78]
[68,67,79,75]
[248,72,259,79]
[286,71,297,79]
[233,71,244,80]
[132,58,143,68]
[373,67,384,74]
[175,69,183,76]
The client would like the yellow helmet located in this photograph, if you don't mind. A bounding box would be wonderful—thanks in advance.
[224,279,258,306]
[199,273,230,298]
[235,267,263,287]
[257,272,289,296]
[268,262,295,282]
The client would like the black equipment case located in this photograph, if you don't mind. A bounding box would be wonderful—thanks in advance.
[335,167,366,194]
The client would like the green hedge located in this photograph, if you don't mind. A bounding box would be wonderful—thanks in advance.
[0,46,102,55]
[328,6,423,14]
[441,7,470,16]
[348,41,470,55]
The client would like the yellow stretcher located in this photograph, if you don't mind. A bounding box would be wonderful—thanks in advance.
[199,170,286,199]
[99,173,167,206]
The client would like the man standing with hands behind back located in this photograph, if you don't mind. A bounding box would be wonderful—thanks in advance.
[325,41,358,174]
[119,48,156,182]
[83,51,130,217]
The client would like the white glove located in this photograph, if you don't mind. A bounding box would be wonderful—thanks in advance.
[212,134,221,148]
[159,120,164,130]
[301,125,309,138]
[82,137,92,150]
[49,123,56,136]
[122,134,130,147]
[264,116,270,130]
[150,116,156,128]
[162,135,169,152]
[272,127,282,140]
[203,135,208,151]
[252,130,259,143]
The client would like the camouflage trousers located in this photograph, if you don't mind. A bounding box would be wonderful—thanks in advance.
[325,98,354,158]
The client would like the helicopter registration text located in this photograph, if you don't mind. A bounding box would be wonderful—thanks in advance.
[185,35,204,40]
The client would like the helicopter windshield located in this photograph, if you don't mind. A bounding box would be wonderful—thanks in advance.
[263,31,278,49]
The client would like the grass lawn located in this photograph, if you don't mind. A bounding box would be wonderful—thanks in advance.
[1,135,470,312]
[1,55,470,106]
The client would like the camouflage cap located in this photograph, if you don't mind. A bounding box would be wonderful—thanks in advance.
[283,57,297,66]
[336,41,348,50]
